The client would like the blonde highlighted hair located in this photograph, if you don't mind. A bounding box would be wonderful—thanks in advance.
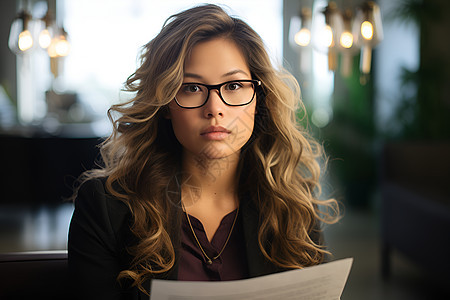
[77,4,339,293]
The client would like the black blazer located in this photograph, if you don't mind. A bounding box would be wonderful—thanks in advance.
[68,178,321,300]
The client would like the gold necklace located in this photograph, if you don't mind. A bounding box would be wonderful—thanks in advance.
[183,204,239,265]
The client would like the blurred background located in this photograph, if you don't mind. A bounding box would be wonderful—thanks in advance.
[0,0,449,299]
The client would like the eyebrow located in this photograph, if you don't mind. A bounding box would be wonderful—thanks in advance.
[183,69,250,80]
[222,69,250,78]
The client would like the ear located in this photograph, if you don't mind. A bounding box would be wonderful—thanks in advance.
[163,106,171,119]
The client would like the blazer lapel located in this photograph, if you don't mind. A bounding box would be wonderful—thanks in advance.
[240,197,284,277]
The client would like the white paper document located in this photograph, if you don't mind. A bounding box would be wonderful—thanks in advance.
[150,258,353,300]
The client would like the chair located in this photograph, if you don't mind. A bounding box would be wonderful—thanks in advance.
[0,250,74,300]
[380,142,450,285]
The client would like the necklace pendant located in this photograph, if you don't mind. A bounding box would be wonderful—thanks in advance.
[206,258,212,265]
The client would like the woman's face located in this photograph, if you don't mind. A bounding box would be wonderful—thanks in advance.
[168,38,256,161]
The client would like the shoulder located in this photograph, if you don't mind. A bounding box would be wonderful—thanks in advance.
[72,177,132,241]
[75,177,107,206]
[75,177,128,211]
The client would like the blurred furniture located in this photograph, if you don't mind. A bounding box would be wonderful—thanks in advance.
[0,133,101,205]
[381,142,450,284]
[0,250,73,299]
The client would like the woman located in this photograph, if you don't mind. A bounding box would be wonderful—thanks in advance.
[68,4,339,299]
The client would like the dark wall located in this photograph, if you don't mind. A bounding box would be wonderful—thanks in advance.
[0,135,101,205]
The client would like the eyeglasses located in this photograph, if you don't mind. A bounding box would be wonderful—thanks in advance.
[174,79,261,109]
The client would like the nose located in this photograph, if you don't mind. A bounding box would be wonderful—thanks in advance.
[203,89,225,118]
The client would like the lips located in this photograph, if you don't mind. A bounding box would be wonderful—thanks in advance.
[201,126,231,135]
[200,126,231,140]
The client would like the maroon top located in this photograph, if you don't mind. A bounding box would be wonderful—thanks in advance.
[177,209,249,281]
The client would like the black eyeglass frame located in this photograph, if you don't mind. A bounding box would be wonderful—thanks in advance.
[174,79,262,109]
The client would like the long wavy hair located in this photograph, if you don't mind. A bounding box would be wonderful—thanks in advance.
[77,4,339,294]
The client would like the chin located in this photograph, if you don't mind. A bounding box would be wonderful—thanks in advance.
[199,144,235,159]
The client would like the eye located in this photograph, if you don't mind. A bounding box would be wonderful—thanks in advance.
[224,82,243,91]
[182,84,202,93]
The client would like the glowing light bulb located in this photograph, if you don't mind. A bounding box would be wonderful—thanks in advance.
[39,29,52,48]
[322,25,334,48]
[48,35,71,57]
[340,31,354,49]
[55,36,70,56]
[18,30,33,51]
[294,28,311,47]
[361,21,374,40]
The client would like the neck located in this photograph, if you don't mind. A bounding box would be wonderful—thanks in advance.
[181,150,240,208]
